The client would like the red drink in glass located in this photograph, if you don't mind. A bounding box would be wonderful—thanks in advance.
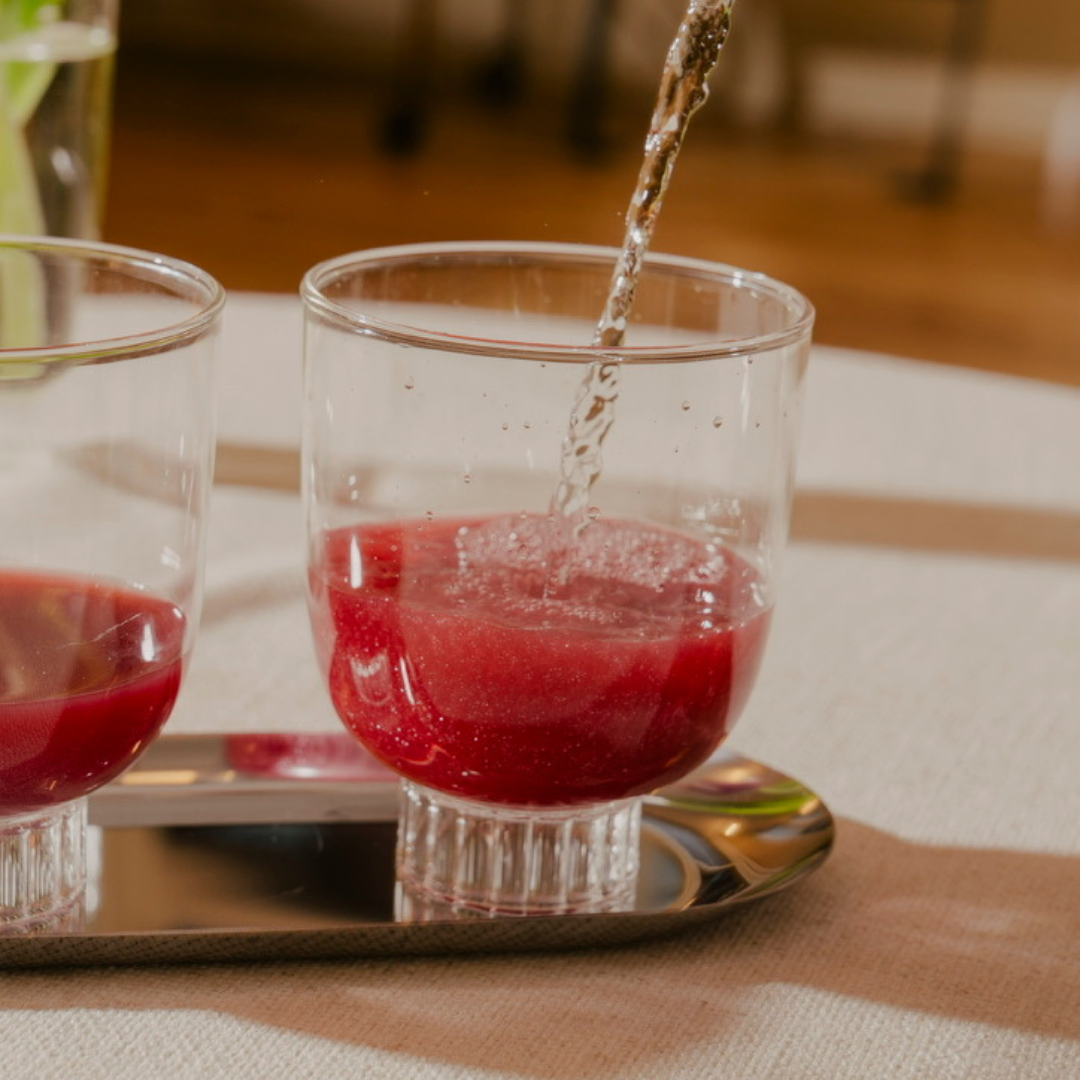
[1,234,221,930]
[309,514,769,807]
[302,241,810,914]
[0,571,185,815]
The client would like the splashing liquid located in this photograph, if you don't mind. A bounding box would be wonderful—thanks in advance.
[544,1,736,599]
[550,0,736,528]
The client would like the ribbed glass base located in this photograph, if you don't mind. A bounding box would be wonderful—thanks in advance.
[0,799,87,935]
[395,781,642,918]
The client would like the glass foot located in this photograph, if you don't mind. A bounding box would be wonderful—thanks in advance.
[396,780,641,918]
[0,799,87,934]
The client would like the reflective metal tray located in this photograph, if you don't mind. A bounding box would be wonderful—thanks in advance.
[0,734,833,968]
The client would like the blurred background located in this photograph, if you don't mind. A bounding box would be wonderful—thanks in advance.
[105,0,1079,385]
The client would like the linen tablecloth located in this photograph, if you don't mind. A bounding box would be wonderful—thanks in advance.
[3,292,1077,1079]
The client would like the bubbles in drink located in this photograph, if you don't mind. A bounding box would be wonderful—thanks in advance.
[444,514,752,634]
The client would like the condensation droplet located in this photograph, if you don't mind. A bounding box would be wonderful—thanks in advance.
[463,473,472,485]
[712,416,723,428]
[501,422,509,431]
[404,377,415,390]
[523,421,532,430]
[424,510,434,521]
[586,506,600,521]
[681,401,691,411]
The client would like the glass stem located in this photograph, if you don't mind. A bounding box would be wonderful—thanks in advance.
[0,798,87,933]
[396,780,642,918]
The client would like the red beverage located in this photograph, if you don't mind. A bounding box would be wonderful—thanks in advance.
[0,571,186,815]
[309,514,770,806]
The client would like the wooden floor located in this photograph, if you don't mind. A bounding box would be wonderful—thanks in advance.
[103,55,1080,388]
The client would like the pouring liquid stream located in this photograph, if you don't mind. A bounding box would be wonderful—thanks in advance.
[544,0,737,593]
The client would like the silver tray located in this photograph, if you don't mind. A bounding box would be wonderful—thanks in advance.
[0,735,833,968]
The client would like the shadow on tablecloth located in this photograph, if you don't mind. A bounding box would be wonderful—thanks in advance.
[0,819,1076,1077]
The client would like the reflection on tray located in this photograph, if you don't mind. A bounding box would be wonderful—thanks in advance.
[94,819,397,932]
[0,736,833,968]
[89,819,695,934]
[224,733,396,782]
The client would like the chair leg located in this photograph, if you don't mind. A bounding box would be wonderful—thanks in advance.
[567,0,618,158]
[378,0,439,155]
[897,0,987,202]
[476,0,529,107]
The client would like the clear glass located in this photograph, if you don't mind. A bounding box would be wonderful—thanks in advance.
[0,0,118,238]
[302,241,812,917]
[0,235,222,932]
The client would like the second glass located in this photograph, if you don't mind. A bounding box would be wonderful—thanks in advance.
[302,242,812,917]
[0,235,221,932]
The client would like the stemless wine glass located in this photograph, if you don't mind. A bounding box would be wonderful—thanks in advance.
[302,241,812,917]
[0,236,222,932]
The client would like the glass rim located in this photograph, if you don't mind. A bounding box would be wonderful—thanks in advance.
[301,241,814,363]
[0,235,225,365]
